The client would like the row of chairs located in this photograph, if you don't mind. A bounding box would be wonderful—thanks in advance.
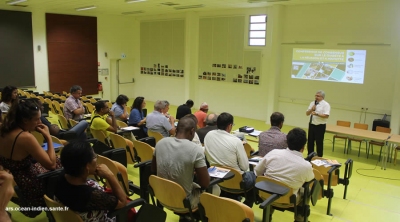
[332,121,391,159]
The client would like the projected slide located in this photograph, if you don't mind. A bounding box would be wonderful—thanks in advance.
[291,48,366,84]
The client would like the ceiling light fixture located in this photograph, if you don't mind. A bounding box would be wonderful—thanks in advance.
[174,4,204,10]
[75,5,97,11]
[122,10,144,15]
[6,0,27,5]
[126,0,146,3]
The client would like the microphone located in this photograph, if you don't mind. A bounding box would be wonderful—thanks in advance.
[315,100,319,105]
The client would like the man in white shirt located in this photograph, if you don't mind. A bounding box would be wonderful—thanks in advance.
[204,112,255,207]
[254,127,314,222]
[306,90,330,157]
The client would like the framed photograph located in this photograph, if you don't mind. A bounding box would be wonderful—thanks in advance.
[222,64,226,68]
[228,64,232,68]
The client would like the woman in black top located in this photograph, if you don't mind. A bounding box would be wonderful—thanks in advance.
[55,141,126,221]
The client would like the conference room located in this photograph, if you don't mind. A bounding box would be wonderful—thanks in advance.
[1,0,400,221]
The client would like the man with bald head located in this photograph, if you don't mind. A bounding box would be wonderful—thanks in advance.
[197,113,218,144]
[151,116,210,212]
[194,102,209,128]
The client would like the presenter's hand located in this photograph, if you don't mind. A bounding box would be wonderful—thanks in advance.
[311,105,317,111]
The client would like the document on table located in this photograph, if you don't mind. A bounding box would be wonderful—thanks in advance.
[311,159,341,167]
[121,126,139,131]
[208,167,230,178]
[249,130,262,137]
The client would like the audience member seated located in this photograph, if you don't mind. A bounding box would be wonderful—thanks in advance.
[204,112,255,207]
[151,116,210,218]
[111,94,129,122]
[0,100,61,217]
[63,85,85,121]
[128,96,148,138]
[55,141,127,221]
[254,127,314,222]
[197,113,218,144]
[0,85,18,112]
[90,101,134,150]
[146,100,175,137]
[184,114,203,149]
[176,99,194,120]
[35,99,88,142]
[194,102,209,128]
[258,112,287,157]
[0,166,14,222]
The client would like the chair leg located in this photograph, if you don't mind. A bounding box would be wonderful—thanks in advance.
[357,142,361,157]
[394,149,398,166]
[332,138,335,152]
[378,146,383,162]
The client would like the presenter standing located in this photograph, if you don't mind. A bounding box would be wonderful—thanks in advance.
[306,90,330,157]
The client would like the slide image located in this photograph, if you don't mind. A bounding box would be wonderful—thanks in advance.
[291,48,366,84]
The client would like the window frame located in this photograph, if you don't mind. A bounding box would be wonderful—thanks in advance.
[248,14,267,46]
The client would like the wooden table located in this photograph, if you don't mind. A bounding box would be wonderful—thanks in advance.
[326,124,392,169]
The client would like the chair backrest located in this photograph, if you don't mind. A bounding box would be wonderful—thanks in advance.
[243,143,253,158]
[199,192,254,222]
[31,131,45,145]
[148,131,163,144]
[256,176,294,204]
[90,98,97,104]
[376,126,391,133]
[311,157,339,186]
[44,195,83,222]
[69,119,78,127]
[116,120,128,128]
[97,155,125,190]
[337,120,351,127]
[52,100,63,115]
[85,102,94,114]
[57,114,69,130]
[132,140,155,162]
[109,133,128,149]
[91,129,110,145]
[354,123,368,130]
[215,166,243,190]
[149,175,187,210]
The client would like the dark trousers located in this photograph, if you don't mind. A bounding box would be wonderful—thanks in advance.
[307,123,326,157]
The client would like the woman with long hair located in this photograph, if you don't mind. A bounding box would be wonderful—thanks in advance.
[0,99,61,217]
[0,86,18,112]
[128,96,147,138]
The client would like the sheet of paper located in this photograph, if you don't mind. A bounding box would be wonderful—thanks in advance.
[121,126,140,131]
[208,167,230,178]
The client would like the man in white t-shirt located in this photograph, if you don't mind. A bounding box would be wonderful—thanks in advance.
[306,90,330,157]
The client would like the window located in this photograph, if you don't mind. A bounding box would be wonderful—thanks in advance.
[249,15,267,46]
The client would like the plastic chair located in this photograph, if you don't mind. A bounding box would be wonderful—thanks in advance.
[31,130,45,145]
[368,126,391,160]
[52,100,63,115]
[332,120,351,153]
[149,175,199,220]
[148,130,163,144]
[117,120,128,128]
[199,192,254,222]
[394,145,400,166]
[69,119,78,127]
[91,129,110,146]
[347,123,368,156]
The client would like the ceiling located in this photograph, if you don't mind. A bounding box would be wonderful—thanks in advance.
[0,0,379,17]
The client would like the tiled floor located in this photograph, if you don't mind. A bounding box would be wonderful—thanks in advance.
[7,101,400,221]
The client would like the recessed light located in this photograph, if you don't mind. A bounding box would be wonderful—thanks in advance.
[75,5,97,11]
[126,0,146,3]
[6,0,27,5]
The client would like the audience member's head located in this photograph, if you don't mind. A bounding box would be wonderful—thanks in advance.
[270,112,284,128]
[200,102,209,113]
[205,113,218,126]
[176,116,196,141]
[131,96,145,111]
[287,127,307,152]
[154,100,169,113]
[1,85,18,104]
[185,99,194,108]
[184,114,198,128]
[61,141,97,177]
[0,99,41,136]
[70,85,82,99]
[115,94,129,106]
[94,101,108,114]
[217,112,234,132]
